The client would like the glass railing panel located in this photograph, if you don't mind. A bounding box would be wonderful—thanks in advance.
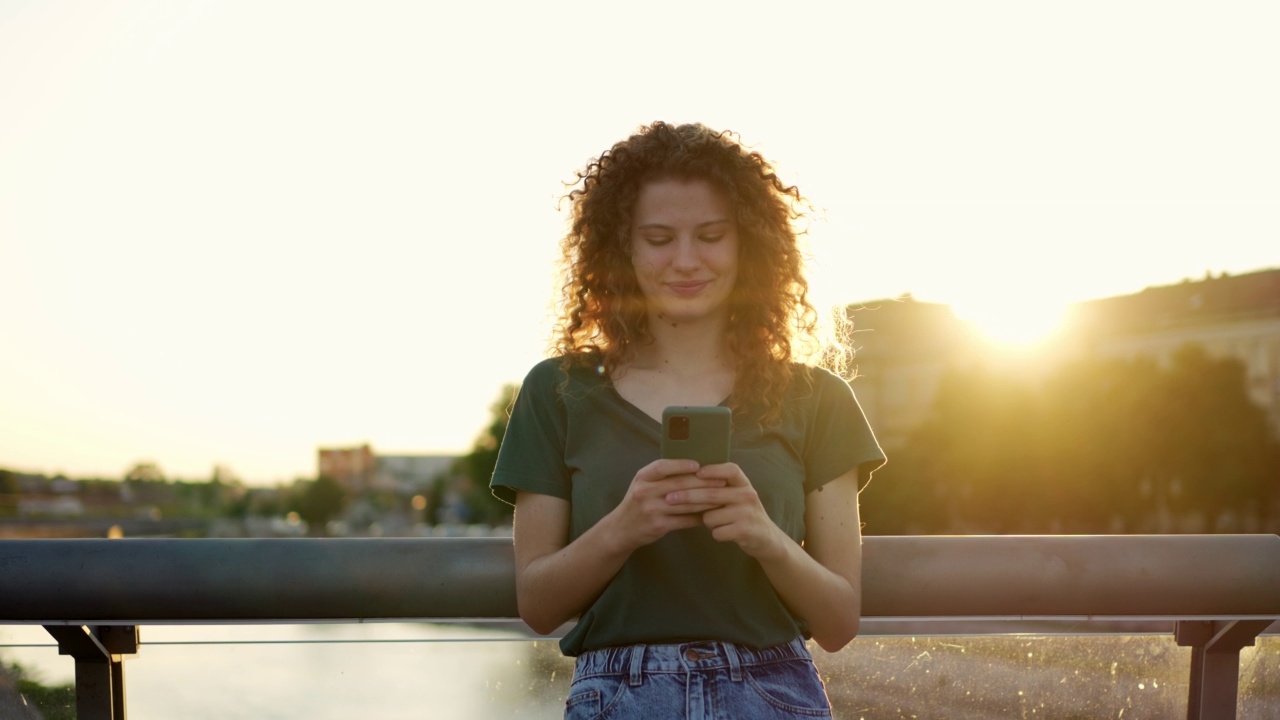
[4,623,578,720]
[4,626,1278,718]
[1240,636,1280,716]
[0,625,75,718]
[123,624,574,719]
[813,635,1193,718]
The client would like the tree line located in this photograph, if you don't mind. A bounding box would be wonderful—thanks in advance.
[861,345,1280,534]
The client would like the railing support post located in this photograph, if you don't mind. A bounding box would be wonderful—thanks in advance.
[43,625,138,720]
[1176,619,1271,720]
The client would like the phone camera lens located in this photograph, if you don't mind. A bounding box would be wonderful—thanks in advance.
[669,416,690,440]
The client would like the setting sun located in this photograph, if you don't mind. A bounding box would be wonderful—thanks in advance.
[1,2,1276,484]
[949,297,1071,350]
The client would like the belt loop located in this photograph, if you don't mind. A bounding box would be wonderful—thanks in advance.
[791,636,809,658]
[628,644,646,687]
[722,642,743,683]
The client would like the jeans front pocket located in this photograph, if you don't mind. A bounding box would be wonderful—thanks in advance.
[564,686,601,720]
[564,672,629,720]
[743,658,832,718]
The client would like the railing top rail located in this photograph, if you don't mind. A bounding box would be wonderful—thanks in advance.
[863,534,1280,619]
[2,534,1277,625]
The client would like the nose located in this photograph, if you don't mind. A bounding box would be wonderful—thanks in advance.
[671,236,701,271]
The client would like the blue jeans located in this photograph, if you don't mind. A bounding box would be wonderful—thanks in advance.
[564,637,832,720]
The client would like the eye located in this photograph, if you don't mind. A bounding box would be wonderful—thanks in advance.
[699,234,724,243]
[642,235,673,246]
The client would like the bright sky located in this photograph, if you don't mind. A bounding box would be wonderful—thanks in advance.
[2,1,1276,484]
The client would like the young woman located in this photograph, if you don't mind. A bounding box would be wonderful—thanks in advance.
[491,121,885,719]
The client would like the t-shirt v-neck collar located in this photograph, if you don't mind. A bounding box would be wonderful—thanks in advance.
[602,376,733,428]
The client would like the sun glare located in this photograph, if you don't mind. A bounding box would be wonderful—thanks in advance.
[950,298,1070,350]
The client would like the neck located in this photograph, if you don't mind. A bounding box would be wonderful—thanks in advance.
[633,310,733,374]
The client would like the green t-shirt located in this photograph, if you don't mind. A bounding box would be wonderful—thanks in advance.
[490,356,886,656]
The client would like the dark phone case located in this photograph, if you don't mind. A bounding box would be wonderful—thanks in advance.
[660,406,732,465]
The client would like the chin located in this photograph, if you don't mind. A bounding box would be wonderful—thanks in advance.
[655,305,724,326]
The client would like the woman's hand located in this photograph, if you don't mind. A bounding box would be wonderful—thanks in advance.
[609,458,728,551]
[513,459,729,635]
[664,463,787,559]
[669,465,866,651]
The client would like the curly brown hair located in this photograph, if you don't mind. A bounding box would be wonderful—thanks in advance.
[554,121,834,424]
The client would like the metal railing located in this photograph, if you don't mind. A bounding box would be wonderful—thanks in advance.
[2,534,1278,719]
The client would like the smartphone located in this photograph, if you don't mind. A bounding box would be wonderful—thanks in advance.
[660,406,732,465]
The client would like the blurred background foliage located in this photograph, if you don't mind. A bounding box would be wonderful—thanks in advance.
[863,346,1280,535]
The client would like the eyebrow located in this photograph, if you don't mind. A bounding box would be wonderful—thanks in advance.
[634,219,732,231]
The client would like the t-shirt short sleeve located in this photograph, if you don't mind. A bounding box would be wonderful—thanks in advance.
[801,367,886,495]
[490,359,573,505]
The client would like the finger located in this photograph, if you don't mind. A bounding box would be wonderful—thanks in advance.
[708,523,740,544]
[661,512,706,530]
[662,476,733,501]
[701,506,732,528]
[666,488,728,507]
[696,462,748,486]
[638,458,701,482]
[652,475,728,494]
[664,501,722,514]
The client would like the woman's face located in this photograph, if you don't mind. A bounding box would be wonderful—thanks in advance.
[629,178,740,327]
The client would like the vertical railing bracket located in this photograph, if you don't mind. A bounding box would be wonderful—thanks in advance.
[1175,619,1271,720]
[42,624,139,720]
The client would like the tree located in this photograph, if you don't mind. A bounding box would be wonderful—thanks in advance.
[1148,346,1279,521]
[865,345,1280,534]
[204,464,245,515]
[124,461,165,483]
[867,364,1051,534]
[0,469,17,495]
[455,384,520,525]
[1036,355,1166,530]
[291,476,348,536]
[121,461,171,506]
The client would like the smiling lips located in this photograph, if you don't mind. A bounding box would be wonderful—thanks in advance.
[667,280,712,296]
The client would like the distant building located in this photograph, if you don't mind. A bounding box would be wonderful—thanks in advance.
[1064,267,1280,437]
[317,445,459,495]
[317,444,376,494]
[375,454,457,493]
[846,298,982,450]
[17,495,84,517]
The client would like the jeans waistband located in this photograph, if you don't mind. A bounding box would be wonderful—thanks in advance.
[573,637,811,685]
